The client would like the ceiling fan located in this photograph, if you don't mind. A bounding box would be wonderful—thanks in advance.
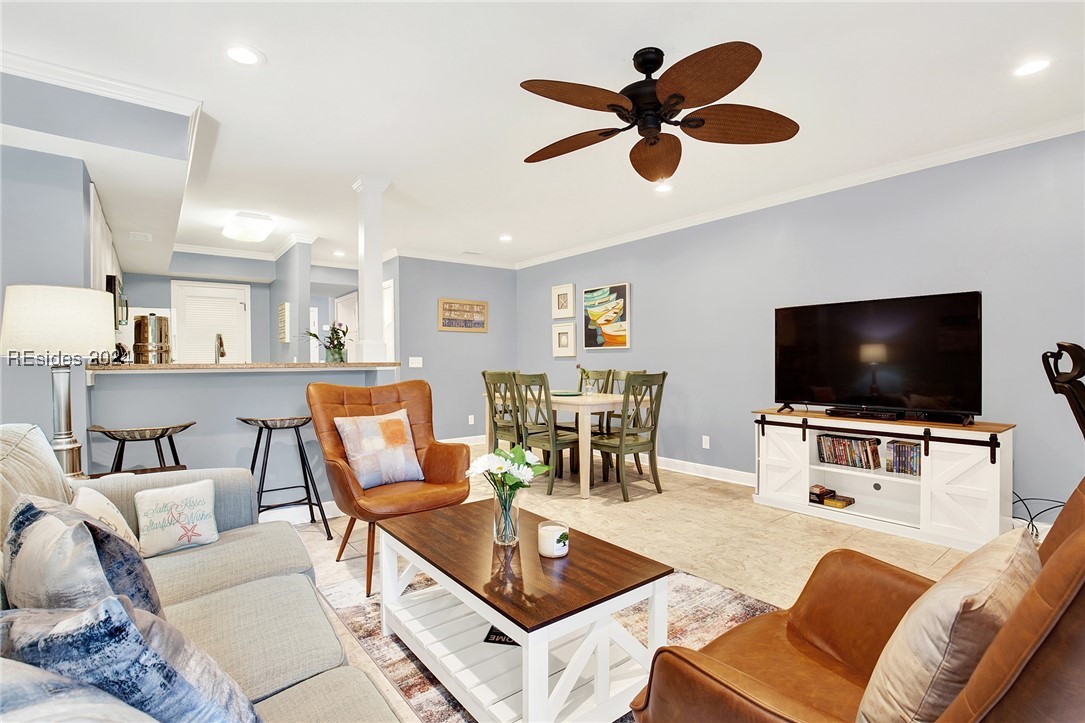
[521,42,799,183]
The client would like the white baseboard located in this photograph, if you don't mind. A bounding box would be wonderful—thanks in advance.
[259,501,343,525]
[441,434,486,446]
[656,456,755,487]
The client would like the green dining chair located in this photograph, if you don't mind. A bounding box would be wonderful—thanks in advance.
[591,371,667,502]
[513,372,580,494]
[557,367,612,435]
[482,370,521,450]
[607,369,647,474]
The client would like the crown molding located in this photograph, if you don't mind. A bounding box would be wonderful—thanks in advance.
[273,233,318,261]
[514,118,1085,270]
[172,243,274,261]
[351,176,391,194]
[311,260,358,271]
[382,247,517,270]
[1,51,202,117]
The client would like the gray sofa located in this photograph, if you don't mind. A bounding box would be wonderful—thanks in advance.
[0,423,397,722]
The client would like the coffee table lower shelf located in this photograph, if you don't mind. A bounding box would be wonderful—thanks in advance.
[379,534,669,723]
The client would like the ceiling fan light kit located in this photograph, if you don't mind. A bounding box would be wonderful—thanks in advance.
[521,41,799,183]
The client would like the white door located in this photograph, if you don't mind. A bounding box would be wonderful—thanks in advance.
[382,280,395,361]
[334,291,359,356]
[171,281,252,363]
[309,307,320,362]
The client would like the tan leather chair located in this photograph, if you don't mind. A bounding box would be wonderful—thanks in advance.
[631,475,1085,722]
[306,380,471,596]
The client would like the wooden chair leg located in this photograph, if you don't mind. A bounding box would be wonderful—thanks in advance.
[634,453,644,475]
[617,453,631,502]
[602,452,611,483]
[365,521,376,597]
[547,456,557,495]
[556,449,564,479]
[336,517,356,561]
[650,449,663,494]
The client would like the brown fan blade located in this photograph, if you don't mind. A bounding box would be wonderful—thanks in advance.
[525,128,624,163]
[655,42,762,110]
[629,134,682,182]
[521,80,633,113]
[680,104,799,144]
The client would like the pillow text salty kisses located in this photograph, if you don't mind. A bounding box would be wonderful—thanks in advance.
[133,478,220,557]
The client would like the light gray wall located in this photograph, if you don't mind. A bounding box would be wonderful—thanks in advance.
[0,146,93,465]
[122,272,272,362]
[1,74,190,161]
[395,256,517,440]
[516,133,1085,507]
[268,244,311,362]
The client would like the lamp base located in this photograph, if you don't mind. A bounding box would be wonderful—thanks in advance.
[51,364,85,479]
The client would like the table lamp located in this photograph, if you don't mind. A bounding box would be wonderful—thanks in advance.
[0,285,116,478]
[859,342,889,396]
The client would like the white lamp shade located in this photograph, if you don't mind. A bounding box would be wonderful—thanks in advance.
[859,343,889,364]
[0,285,116,357]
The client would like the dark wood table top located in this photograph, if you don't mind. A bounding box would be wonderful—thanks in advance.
[378,500,673,632]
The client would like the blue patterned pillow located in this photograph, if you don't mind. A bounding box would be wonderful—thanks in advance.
[0,596,259,723]
[0,657,155,721]
[3,495,162,616]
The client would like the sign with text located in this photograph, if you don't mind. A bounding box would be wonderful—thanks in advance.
[437,298,488,333]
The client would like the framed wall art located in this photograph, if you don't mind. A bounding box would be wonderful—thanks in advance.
[552,323,576,357]
[583,283,629,349]
[551,283,575,319]
[437,298,488,332]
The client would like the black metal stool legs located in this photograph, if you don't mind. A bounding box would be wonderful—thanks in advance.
[257,428,273,510]
[110,440,127,473]
[249,427,264,474]
[294,427,332,540]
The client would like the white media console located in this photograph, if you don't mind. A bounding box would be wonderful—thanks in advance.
[752,408,1014,551]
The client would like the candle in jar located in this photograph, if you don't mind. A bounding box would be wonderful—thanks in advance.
[538,521,569,558]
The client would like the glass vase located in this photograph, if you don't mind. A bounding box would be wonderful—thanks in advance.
[493,488,520,546]
[326,348,347,363]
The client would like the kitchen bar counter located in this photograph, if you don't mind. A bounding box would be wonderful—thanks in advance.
[86,361,398,383]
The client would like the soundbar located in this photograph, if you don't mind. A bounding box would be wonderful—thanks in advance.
[825,407,904,421]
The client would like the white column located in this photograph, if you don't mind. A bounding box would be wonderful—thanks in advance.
[351,176,391,361]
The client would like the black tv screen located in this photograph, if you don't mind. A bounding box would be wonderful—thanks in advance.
[775,292,982,415]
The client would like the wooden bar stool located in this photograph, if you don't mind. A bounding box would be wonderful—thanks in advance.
[237,416,332,540]
[88,421,195,473]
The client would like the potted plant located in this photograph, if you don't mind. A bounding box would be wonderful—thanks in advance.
[307,322,351,363]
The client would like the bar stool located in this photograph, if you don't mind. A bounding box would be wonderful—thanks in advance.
[88,421,196,474]
[237,416,332,540]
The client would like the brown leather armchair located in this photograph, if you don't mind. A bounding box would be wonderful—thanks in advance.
[631,475,1085,722]
[306,380,471,595]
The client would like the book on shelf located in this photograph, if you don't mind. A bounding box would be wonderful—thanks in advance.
[885,440,921,476]
[816,434,882,470]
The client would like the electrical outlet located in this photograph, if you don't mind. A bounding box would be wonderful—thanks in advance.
[408,356,423,368]
[468,415,475,425]
[702,435,710,450]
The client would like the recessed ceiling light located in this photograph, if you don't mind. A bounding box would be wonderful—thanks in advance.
[1014,59,1050,77]
[498,234,513,242]
[227,45,267,66]
[333,251,346,257]
[655,179,673,193]
[222,212,276,243]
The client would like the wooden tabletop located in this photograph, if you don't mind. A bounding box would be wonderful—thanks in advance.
[753,407,1015,434]
[378,501,673,632]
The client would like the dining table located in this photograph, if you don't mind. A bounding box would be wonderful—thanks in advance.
[484,391,629,499]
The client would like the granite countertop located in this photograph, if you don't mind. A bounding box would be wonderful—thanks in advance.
[86,361,400,372]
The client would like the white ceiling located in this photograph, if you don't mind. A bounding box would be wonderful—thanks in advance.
[3,2,1082,272]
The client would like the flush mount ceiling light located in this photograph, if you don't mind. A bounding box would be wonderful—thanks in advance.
[222,212,276,242]
[333,250,346,257]
[1014,59,1050,76]
[655,179,673,193]
[226,45,267,66]
[499,234,513,242]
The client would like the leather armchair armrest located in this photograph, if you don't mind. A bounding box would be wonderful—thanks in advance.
[631,646,838,723]
[72,467,257,533]
[788,548,934,677]
[422,441,470,484]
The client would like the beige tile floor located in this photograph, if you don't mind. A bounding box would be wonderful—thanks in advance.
[294,448,968,722]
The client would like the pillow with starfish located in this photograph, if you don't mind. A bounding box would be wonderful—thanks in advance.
[133,478,220,558]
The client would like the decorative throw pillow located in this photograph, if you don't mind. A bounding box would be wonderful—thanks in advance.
[0,657,155,722]
[3,495,162,616]
[133,478,219,558]
[72,486,140,550]
[0,595,258,723]
[334,409,424,490]
[857,527,1041,723]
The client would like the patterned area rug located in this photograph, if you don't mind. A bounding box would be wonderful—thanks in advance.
[319,571,777,723]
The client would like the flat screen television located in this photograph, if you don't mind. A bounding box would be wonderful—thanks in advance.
[775,291,982,418]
